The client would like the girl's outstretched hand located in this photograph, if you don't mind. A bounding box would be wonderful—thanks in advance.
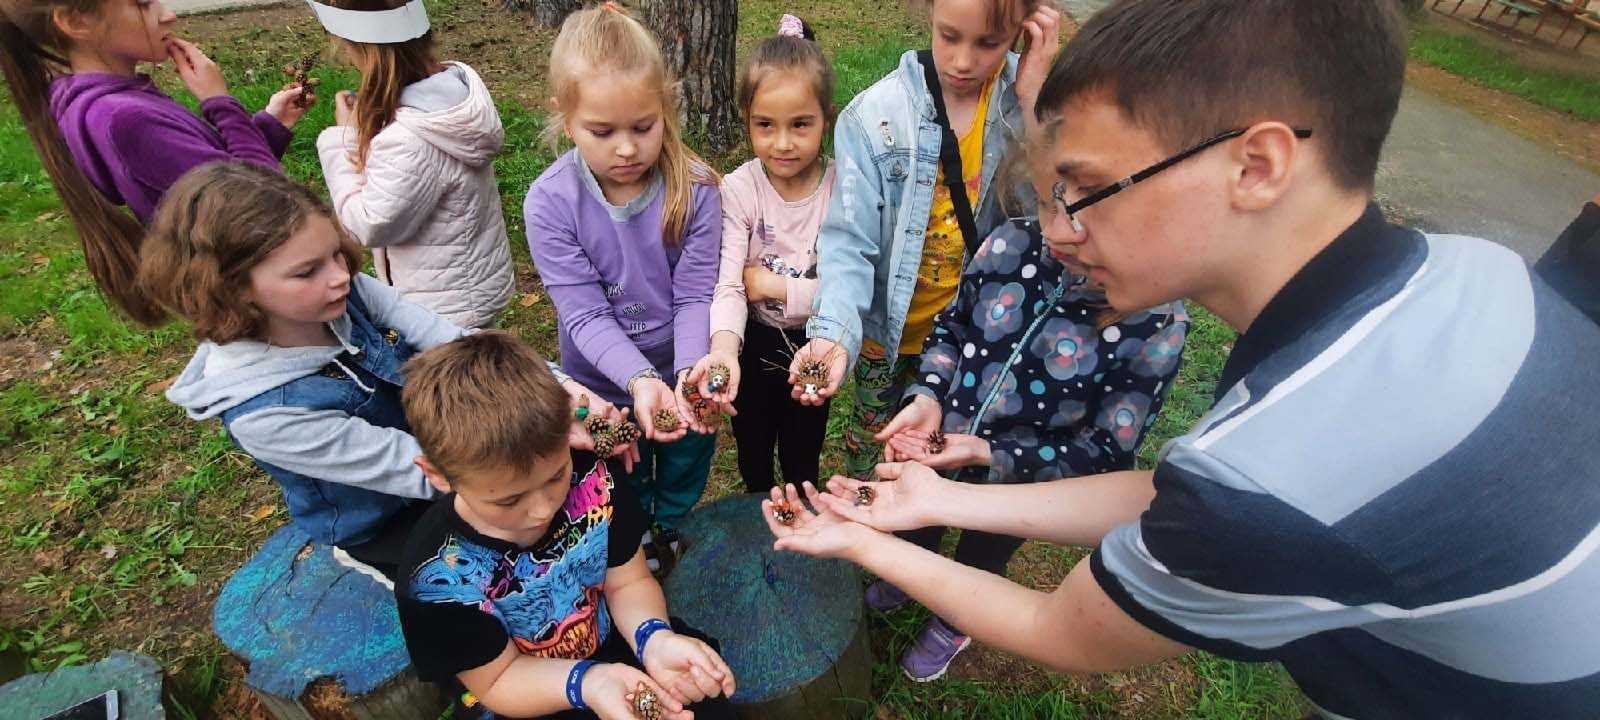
[167,38,227,101]
[633,377,687,443]
[875,394,941,461]
[641,630,737,706]
[1014,2,1063,123]
[761,482,873,560]
[265,82,316,129]
[581,662,691,720]
[787,338,847,407]
[814,462,948,534]
[885,430,990,470]
[674,370,719,436]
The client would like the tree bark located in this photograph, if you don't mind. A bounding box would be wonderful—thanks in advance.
[504,0,582,28]
[641,0,740,156]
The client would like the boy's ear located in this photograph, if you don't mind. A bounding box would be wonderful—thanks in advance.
[1228,122,1300,213]
[415,455,453,495]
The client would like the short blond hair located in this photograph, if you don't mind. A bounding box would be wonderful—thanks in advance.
[401,331,571,484]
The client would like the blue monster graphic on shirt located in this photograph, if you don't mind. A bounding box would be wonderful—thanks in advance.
[408,462,617,659]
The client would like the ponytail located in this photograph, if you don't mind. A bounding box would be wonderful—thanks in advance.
[0,7,165,325]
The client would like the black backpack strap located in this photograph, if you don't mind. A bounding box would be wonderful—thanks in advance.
[918,49,982,257]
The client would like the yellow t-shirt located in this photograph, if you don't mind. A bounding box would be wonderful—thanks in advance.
[896,72,995,355]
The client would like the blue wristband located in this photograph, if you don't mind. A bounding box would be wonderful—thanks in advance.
[634,618,671,665]
[565,659,596,710]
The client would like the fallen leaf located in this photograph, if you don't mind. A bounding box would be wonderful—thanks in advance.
[31,254,49,266]
[145,377,176,395]
[100,545,118,560]
[518,292,542,307]
[34,211,60,224]
[247,504,277,522]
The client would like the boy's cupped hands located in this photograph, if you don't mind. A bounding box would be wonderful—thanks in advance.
[641,630,737,707]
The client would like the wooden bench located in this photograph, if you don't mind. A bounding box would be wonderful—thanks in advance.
[213,525,447,720]
[1482,0,1545,28]
[662,494,873,719]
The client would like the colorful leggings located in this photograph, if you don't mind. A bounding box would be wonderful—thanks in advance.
[843,351,920,480]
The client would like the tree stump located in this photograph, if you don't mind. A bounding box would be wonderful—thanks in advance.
[213,526,447,720]
[0,651,165,720]
[663,494,872,719]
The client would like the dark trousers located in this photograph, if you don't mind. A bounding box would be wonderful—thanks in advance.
[731,320,830,494]
[339,499,435,581]
[897,525,1026,635]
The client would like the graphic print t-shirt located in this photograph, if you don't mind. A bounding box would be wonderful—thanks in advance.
[395,458,646,682]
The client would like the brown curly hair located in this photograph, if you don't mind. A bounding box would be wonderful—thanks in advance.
[138,162,364,344]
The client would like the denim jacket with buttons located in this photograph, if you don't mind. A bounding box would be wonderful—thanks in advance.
[165,274,466,546]
[807,50,1027,370]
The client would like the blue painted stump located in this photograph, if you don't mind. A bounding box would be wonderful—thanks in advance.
[0,651,164,720]
[663,494,872,719]
[213,526,446,720]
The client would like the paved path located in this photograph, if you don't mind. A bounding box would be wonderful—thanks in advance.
[1059,0,1598,261]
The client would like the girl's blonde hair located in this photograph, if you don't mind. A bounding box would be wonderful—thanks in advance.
[328,0,438,171]
[139,162,364,344]
[0,0,165,324]
[545,2,718,249]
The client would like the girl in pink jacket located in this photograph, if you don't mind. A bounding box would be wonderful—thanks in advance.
[310,0,516,329]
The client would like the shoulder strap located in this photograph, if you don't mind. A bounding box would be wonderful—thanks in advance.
[918,49,982,257]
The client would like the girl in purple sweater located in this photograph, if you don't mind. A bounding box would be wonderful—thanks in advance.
[0,0,314,324]
[525,4,721,576]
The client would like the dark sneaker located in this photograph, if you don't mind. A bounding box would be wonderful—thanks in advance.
[864,579,911,613]
[900,616,971,682]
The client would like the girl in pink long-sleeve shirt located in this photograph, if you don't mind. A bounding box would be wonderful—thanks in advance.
[699,15,836,494]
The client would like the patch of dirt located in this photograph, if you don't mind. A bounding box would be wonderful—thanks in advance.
[1406,61,1600,176]
[0,336,59,385]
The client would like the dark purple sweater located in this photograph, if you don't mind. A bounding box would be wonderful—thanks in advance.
[49,73,291,224]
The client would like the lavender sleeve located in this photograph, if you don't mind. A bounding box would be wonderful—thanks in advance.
[670,183,722,375]
[106,97,282,221]
[525,185,655,391]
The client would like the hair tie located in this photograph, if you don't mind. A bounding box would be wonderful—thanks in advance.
[777,14,805,38]
[601,1,623,13]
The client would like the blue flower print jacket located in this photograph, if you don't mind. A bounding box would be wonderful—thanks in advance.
[907,219,1189,484]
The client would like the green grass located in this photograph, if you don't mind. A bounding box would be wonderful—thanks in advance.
[1409,24,1600,121]
[0,0,1308,716]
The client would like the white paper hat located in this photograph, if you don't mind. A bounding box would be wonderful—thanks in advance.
[306,0,431,44]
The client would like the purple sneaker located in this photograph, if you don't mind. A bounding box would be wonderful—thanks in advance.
[900,617,971,682]
[864,580,911,613]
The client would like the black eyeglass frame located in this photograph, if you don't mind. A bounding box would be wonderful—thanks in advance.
[1051,127,1314,231]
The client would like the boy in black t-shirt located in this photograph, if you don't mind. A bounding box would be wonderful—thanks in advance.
[396,331,737,720]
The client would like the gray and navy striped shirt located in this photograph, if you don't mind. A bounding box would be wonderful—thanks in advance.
[1093,205,1600,718]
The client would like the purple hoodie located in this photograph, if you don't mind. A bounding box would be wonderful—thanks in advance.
[49,73,292,224]
[525,150,721,406]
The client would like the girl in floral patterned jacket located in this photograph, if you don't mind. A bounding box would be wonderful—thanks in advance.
[867,214,1188,682]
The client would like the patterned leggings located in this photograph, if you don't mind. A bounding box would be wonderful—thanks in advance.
[843,349,920,480]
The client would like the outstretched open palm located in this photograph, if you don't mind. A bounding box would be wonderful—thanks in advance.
[760,482,871,559]
[813,462,949,534]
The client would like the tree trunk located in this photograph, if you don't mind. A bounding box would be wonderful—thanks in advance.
[503,0,581,28]
[641,0,740,156]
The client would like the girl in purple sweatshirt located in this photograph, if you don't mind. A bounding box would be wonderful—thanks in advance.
[525,4,721,576]
[0,0,313,324]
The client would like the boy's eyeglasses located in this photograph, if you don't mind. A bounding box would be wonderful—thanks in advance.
[1051,127,1314,233]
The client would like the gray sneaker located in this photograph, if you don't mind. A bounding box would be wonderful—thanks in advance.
[900,616,971,682]
[864,579,911,613]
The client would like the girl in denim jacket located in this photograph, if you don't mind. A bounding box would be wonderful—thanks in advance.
[144,163,626,581]
[787,0,1061,480]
